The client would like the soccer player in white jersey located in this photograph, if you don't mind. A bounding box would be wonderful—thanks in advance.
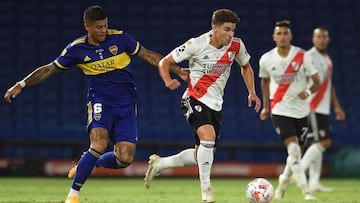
[259,20,321,200]
[300,28,346,193]
[144,9,261,202]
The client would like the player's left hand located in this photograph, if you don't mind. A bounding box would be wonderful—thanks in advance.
[298,90,310,100]
[334,107,346,120]
[4,83,22,103]
[248,93,261,112]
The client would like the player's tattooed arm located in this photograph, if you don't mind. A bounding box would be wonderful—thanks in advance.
[22,63,61,86]
[4,63,61,102]
[138,46,188,81]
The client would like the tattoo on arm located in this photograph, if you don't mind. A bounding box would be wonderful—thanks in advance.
[24,64,61,86]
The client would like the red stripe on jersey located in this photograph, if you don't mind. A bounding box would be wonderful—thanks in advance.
[187,38,241,99]
[270,51,305,111]
[310,56,333,111]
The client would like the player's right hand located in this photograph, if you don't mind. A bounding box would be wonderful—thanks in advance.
[259,108,269,120]
[4,83,22,103]
[165,79,181,90]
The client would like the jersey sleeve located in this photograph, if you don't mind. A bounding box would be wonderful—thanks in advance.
[303,52,318,76]
[235,39,251,66]
[52,43,77,70]
[171,38,198,63]
[258,54,270,78]
[122,32,141,56]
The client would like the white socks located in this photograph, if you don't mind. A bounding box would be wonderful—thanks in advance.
[158,148,197,170]
[286,142,308,189]
[301,143,325,187]
[197,141,215,189]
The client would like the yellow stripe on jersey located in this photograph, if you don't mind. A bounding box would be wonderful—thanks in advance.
[131,42,140,55]
[70,37,86,46]
[108,29,123,35]
[53,60,68,70]
[77,52,131,75]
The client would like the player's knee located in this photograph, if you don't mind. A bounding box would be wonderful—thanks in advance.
[115,157,131,168]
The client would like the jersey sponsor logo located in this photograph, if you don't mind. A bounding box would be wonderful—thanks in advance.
[109,45,118,55]
[187,40,240,99]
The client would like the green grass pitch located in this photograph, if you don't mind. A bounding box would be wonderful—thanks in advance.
[0,177,359,202]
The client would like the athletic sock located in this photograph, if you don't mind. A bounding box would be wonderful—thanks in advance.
[287,142,307,189]
[96,151,130,169]
[197,141,215,189]
[158,148,197,170]
[308,143,325,187]
[301,143,324,171]
[70,148,102,191]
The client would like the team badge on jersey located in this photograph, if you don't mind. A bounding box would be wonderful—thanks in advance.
[94,113,101,121]
[194,105,202,112]
[109,45,118,55]
[228,51,235,62]
[291,61,300,71]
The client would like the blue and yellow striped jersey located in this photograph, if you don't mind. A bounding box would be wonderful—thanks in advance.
[52,29,141,106]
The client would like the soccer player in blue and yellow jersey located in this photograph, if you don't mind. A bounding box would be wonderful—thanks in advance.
[4,5,187,203]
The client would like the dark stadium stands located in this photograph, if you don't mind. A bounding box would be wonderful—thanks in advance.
[0,0,359,162]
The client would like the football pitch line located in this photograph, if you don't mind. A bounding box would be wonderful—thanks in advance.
[0,177,359,203]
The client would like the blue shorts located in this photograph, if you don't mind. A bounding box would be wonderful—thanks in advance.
[86,101,138,144]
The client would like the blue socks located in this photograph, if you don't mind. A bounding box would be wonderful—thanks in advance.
[71,148,102,191]
[96,151,130,169]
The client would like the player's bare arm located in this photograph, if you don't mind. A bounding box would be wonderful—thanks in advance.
[298,73,321,100]
[137,46,189,81]
[240,63,261,112]
[260,77,270,120]
[4,63,61,103]
[331,86,346,120]
[158,54,181,90]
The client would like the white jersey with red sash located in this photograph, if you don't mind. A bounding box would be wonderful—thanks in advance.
[259,46,318,118]
[306,47,333,115]
[171,31,251,111]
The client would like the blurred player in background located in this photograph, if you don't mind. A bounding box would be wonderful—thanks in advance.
[301,27,346,192]
[144,8,261,203]
[258,20,320,200]
[4,5,186,203]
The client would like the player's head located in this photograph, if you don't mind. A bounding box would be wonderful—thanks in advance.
[312,27,330,53]
[273,20,292,49]
[211,9,240,48]
[83,5,108,44]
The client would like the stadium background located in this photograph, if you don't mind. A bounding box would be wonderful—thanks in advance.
[0,0,359,177]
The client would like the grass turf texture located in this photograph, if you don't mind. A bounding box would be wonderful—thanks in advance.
[0,177,359,203]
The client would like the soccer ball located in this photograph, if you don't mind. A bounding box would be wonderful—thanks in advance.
[245,178,273,203]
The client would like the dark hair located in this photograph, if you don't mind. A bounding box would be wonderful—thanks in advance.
[83,5,107,24]
[212,9,240,25]
[275,20,291,29]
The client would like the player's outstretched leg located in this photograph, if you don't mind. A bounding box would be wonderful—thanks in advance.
[144,154,161,188]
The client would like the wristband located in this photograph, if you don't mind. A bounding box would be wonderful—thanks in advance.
[17,80,26,88]
[305,89,311,97]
